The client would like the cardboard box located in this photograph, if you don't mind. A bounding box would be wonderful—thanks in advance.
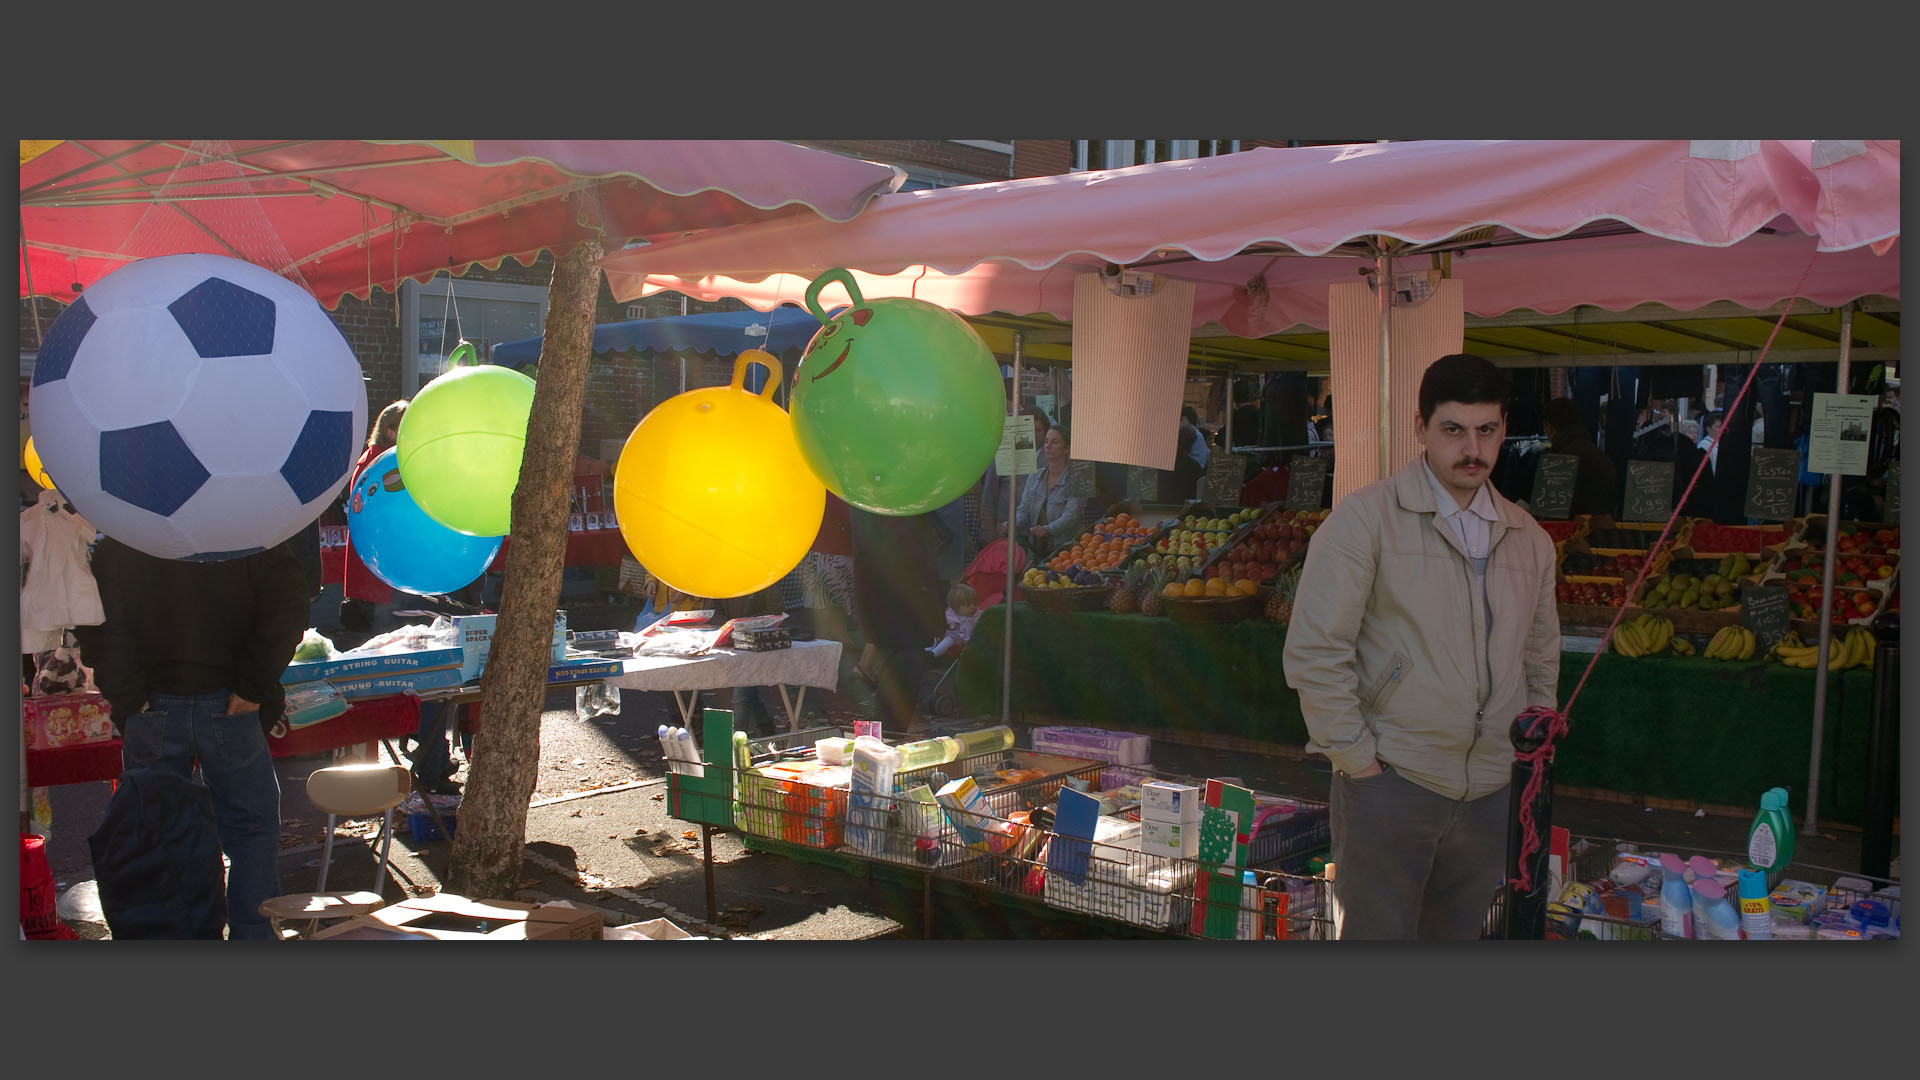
[546,657,625,684]
[1140,780,1202,823]
[282,646,464,686]
[22,692,115,750]
[310,893,602,941]
[330,667,468,700]
[1030,725,1151,765]
[1140,816,1202,859]
[604,918,704,941]
[453,613,569,682]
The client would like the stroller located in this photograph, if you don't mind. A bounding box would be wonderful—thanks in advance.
[923,538,1028,717]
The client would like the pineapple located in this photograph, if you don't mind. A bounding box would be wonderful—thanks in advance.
[1109,562,1146,614]
[1266,565,1302,623]
[1140,565,1169,617]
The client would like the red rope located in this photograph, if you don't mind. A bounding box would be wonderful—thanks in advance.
[1509,252,1821,894]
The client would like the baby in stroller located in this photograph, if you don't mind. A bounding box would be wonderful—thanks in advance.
[926,582,982,660]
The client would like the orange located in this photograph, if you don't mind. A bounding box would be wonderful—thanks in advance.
[1235,578,1258,595]
[1204,577,1229,597]
[1162,582,1184,598]
[1183,578,1207,597]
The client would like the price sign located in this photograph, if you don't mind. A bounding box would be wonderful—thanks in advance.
[1744,448,1800,522]
[1622,460,1673,523]
[1203,453,1248,508]
[1529,453,1579,520]
[995,414,1038,477]
[1068,461,1097,501]
[1740,584,1792,653]
[1285,455,1328,511]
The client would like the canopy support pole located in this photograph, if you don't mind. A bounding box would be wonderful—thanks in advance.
[1002,332,1023,729]
[1804,304,1854,833]
[1376,244,1394,482]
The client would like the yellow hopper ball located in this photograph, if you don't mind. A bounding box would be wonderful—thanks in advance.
[23,436,54,489]
[613,350,825,600]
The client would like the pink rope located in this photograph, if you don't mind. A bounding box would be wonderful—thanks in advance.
[1509,252,1821,894]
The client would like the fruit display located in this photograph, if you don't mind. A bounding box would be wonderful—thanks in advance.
[1536,517,1590,544]
[1677,520,1792,557]
[1770,626,1876,671]
[1204,507,1320,585]
[1610,614,1674,657]
[1773,548,1895,589]
[1585,527,1664,551]
[1265,566,1301,623]
[1555,579,1628,607]
[1634,569,1740,613]
[1022,566,1108,590]
[1797,519,1900,557]
[1701,625,1757,661]
[1141,509,1257,578]
[1560,551,1651,578]
[1781,581,1883,625]
[1046,512,1157,575]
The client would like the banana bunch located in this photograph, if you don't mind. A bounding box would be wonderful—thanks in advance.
[1774,627,1877,671]
[1612,614,1673,657]
[1671,638,1696,656]
[1704,625,1757,661]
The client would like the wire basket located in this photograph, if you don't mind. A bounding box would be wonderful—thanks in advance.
[1161,591,1261,626]
[1025,586,1115,615]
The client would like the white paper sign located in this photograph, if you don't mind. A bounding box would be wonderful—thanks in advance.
[995,414,1038,476]
[1809,392,1874,477]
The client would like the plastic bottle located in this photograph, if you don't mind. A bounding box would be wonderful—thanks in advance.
[658,725,683,774]
[1747,788,1796,886]
[1658,853,1694,938]
[674,728,705,778]
[1737,868,1773,939]
[1237,871,1262,940]
[951,725,1016,760]
[895,735,962,772]
[1691,879,1742,940]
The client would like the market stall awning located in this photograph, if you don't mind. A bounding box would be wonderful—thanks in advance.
[598,140,1899,334]
[488,306,825,369]
[19,140,905,310]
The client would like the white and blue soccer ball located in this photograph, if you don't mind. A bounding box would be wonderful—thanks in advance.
[29,253,368,561]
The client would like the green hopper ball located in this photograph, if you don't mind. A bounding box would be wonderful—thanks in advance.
[396,363,535,537]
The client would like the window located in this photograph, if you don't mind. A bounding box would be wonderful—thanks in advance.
[1071,139,1225,171]
[399,275,549,394]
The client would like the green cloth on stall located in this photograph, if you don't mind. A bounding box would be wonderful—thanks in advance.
[956,604,1889,826]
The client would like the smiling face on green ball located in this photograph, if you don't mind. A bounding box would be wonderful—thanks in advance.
[799,306,875,384]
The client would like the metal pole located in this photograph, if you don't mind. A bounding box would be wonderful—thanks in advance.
[1002,332,1023,728]
[1805,306,1853,832]
[1858,625,1898,878]
[1376,245,1394,484]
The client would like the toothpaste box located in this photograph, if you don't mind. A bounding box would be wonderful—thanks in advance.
[1140,816,1201,859]
[1140,780,1201,823]
[453,612,569,682]
[936,775,995,849]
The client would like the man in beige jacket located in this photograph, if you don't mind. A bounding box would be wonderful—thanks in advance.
[1283,354,1561,939]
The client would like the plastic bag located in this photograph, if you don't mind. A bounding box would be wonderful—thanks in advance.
[577,681,622,720]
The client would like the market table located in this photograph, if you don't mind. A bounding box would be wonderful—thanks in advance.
[24,693,422,788]
[954,604,1887,826]
[608,638,843,732]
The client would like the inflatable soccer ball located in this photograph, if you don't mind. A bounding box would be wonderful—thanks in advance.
[28,254,367,561]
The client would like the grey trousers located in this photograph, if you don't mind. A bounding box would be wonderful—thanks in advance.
[1329,765,1509,940]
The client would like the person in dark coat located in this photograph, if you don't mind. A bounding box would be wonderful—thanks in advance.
[1543,397,1619,519]
[849,508,943,732]
[72,537,310,940]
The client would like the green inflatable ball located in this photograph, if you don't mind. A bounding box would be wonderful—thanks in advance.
[790,268,1004,516]
[396,363,535,537]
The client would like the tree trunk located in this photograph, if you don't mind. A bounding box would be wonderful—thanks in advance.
[448,237,602,900]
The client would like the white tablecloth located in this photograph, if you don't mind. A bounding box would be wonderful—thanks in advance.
[607,638,844,693]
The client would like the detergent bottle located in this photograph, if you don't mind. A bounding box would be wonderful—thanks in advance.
[1658,853,1694,939]
[1747,788,1796,887]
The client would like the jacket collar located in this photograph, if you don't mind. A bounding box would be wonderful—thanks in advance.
[1393,454,1529,550]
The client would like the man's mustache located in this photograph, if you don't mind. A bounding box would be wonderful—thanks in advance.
[1454,458,1488,470]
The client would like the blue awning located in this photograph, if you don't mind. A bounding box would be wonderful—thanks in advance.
[489,306,826,370]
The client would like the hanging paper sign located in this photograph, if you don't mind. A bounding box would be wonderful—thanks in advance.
[1284,455,1328,511]
[1529,453,1579,520]
[1744,449,1800,522]
[1740,584,1792,653]
[1203,453,1248,508]
[1622,460,1674,523]
[1808,392,1874,477]
[995,414,1038,477]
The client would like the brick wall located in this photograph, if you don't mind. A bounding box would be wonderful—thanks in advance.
[1012,140,1073,178]
[795,140,1011,182]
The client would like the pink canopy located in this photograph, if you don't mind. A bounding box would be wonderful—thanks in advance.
[19,140,904,310]
[598,140,1899,334]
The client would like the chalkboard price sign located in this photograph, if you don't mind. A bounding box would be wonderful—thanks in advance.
[1744,448,1800,522]
[1740,584,1792,653]
[1622,459,1674,523]
[1285,455,1329,511]
[1202,453,1248,508]
[1529,452,1579,520]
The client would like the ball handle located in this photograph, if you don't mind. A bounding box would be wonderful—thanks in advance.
[447,340,479,368]
[804,268,865,325]
[731,349,782,401]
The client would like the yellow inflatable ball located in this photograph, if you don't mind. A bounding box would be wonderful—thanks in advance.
[613,350,825,599]
[23,435,54,489]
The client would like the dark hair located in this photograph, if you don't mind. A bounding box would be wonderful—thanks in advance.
[1418,353,1510,422]
[1543,397,1583,432]
[1181,405,1199,425]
